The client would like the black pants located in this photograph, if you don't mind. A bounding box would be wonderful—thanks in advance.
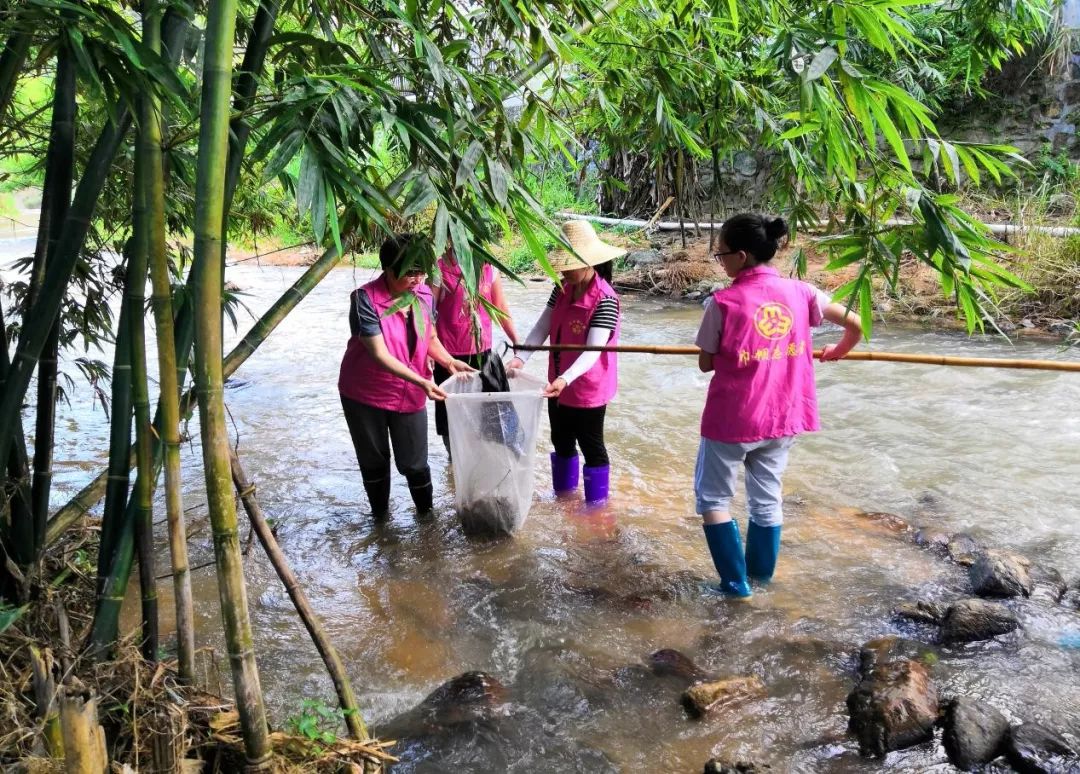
[433,350,488,436]
[548,399,608,467]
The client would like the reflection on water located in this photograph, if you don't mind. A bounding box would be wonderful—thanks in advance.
[33,263,1080,770]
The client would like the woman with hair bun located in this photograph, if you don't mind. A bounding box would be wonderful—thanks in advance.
[694,213,862,598]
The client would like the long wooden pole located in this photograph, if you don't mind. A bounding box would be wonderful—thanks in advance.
[514,344,1080,372]
[228,449,369,742]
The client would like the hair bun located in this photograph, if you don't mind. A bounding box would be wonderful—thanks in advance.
[764,216,788,241]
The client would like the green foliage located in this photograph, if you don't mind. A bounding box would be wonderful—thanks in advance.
[1034,143,1080,185]
[287,698,353,749]
[0,602,27,634]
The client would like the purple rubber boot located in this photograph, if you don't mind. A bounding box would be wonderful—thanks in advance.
[551,452,580,495]
[583,465,610,505]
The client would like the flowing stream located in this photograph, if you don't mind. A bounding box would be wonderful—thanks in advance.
[15,258,1080,771]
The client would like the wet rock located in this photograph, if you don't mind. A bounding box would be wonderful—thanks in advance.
[858,637,935,674]
[942,697,1009,770]
[940,599,1019,644]
[1029,565,1069,604]
[417,671,507,727]
[948,533,983,566]
[625,248,663,267]
[895,600,946,626]
[970,550,1033,598]
[648,649,714,684]
[1004,722,1080,773]
[846,658,938,757]
[703,759,773,773]
[1047,192,1076,216]
[681,675,766,718]
[913,527,951,553]
[685,290,704,301]
[853,510,911,534]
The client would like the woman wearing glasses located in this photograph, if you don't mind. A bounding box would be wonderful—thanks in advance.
[339,234,474,521]
[695,213,861,598]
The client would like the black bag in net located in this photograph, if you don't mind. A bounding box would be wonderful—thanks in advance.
[477,351,525,458]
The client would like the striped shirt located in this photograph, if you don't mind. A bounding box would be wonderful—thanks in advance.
[546,287,619,330]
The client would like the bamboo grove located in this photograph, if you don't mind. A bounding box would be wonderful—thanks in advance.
[0,0,1055,765]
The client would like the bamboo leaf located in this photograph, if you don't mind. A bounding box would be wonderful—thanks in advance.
[805,47,838,81]
[867,95,910,172]
[455,140,484,188]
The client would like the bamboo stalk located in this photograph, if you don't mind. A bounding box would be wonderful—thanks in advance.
[514,343,1080,372]
[0,298,33,576]
[192,0,271,764]
[143,0,195,682]
[30,646,63,758]
[131,50,158,665]
[0,33,31,119]
[28,40,77,556]
[58,689,107,773]
[229,449,369,741]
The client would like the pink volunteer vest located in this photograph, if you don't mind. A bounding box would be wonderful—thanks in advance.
[435,258,495,356]
[548,274,620,409]
[338,274,433,413]
[700,265,821,443]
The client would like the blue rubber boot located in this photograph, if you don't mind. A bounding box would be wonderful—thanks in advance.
[551,452,580,495]
[583,465,609,505]
[745,522,782,583]
[703,521,752,598]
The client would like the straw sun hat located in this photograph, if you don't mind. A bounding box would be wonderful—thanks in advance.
[546,220,627,272]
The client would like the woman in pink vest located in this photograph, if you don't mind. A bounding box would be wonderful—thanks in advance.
[508,221,624,505]
[695,213,861,597]
[431,244,519,458]
[339,234,474,520]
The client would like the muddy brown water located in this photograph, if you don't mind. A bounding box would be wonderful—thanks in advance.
[28,263,1080,770]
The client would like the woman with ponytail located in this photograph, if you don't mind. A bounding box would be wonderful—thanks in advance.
[694,213,862,598]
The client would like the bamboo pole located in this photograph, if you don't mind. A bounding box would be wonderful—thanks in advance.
[192,0,271,764]
[58,690,107,773]
[514,343,1080,372]
[28,40,77,556]
[143,0,195,682]
[229,449,369,741]
[0,297,34,577]
[131,44,158,664]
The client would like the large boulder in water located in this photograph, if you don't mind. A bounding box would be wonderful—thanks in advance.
[1004,722,1080,773]
[846,658,938,758]
[416,671,507,727]
[1029,564,1069,604]
[970,549,1033,598]
[942,696,1009,770]
[940,599,1019,644]
[703,760,773,773]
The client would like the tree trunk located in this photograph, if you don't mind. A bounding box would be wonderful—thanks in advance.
[192,0,271,764]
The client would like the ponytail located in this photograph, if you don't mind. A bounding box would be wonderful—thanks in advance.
[720,213,788,263]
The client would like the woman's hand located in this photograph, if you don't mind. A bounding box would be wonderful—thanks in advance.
[819,344,845,362]
[542,377,567,398]
[423,380,449,401]
[447,358,476,375]
[507,356,525,371]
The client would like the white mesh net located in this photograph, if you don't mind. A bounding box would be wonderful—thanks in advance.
[441,371,546,536]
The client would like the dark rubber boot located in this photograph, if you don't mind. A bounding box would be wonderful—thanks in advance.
[361,468,391,521]
[406,468,434,517]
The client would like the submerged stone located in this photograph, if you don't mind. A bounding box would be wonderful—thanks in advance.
[895,600,946,625]
[1004,722,1080,773]
[942,696,1009,770]
[703,759,773,773]
[948,533,983,566]
[940,599,1019,644]
[417,671,507,727]
[970,549,1033,598]
[846,659,938,758]
[681,675,766,718]
[1029,564,1069,604]
[648,649,714,683]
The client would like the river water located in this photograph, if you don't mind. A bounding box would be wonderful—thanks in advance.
[13,257,1080,771]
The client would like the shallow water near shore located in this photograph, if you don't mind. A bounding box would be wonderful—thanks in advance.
[26,261,1080,770]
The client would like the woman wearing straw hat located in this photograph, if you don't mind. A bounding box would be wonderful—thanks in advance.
[508,220,625,505]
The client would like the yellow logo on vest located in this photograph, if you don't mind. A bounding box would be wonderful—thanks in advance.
[570,319,587,335]
[753,302,794,340]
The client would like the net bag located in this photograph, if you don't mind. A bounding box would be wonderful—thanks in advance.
[441,369,546,536]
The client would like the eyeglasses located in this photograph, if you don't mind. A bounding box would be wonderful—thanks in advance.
[713,250,740,261]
